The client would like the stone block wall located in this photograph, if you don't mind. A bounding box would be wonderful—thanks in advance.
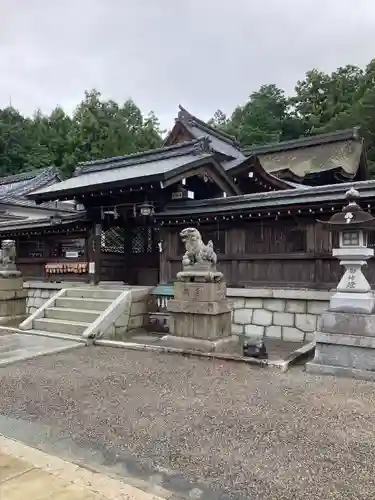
[24,281,83,315]
[228,289,331,343]
[110,288,149,340]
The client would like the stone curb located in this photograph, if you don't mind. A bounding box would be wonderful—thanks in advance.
[94,338,286,368]
[0,434,166,500]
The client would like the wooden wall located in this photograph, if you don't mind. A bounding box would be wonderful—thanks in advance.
[159,218,372,289]
[15,231,89,281]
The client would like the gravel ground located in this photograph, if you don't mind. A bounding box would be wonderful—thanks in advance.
[0,346,375,499]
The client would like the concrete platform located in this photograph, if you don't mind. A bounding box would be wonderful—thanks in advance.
[0,435,165,500]
[0,334,83,367]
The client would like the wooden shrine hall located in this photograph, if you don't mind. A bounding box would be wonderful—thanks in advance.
[4,105,375,290]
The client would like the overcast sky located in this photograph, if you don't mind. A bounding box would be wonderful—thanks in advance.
[1,0,375,129]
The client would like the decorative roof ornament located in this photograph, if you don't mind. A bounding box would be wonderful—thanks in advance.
[193,137,212,155]
[177,106,191,124]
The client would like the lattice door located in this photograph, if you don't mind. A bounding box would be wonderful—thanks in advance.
[101,227,125,254]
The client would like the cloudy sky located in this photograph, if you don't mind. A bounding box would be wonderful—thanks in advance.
[1,0,375,129]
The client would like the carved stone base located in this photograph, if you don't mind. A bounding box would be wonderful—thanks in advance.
[159,334,242,355]
[0,270,21,278]
[329,291,375,314]
[167,279,232,342]
[306,310,375,380]
[0,277,27,325]
[168,311,232,340]
[176,269,223,283]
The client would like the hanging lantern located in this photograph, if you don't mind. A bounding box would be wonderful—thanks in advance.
[133,200,155,219]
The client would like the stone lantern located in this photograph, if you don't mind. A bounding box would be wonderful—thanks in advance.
[318,187,375,314]
[306,187,375,380]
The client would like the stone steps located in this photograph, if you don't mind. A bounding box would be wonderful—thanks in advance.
[44,307,101,323]
[30,288,124,338]
[33,318,90,336]
[65,288,121,300]
[20,286,149,342]
[55,297,112,311]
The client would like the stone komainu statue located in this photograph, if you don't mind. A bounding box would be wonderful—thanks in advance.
[180,228,217,269]
[0,240,17,269]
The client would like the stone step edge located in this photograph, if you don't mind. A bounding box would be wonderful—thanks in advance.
[57,297,113,303]
[66,288,124,294]
[34,318,90,327]
[22,330,87,343]
[46,307,103,315]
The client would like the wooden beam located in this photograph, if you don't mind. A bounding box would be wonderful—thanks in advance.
[88,222,101,284]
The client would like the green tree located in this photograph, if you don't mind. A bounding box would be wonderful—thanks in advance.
[292,65,363,133]
[212,84,305,146]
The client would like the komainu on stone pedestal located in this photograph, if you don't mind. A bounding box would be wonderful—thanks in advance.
[177,227,223,283]
[162,228,241,354]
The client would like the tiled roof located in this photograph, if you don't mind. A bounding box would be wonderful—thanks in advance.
[30,139,219,199]
[169,106,245,163]
[157,179,375,217]
[0,212,87,232]
[239,128,365,183]
[0,167,77,212]
[241,128,361,156]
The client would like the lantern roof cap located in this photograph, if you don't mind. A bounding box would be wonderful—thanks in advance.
[318,187,375,230]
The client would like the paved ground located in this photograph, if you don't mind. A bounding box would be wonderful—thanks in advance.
[0,435,165,500]
[0,346,375,499]
[0,333,83,367]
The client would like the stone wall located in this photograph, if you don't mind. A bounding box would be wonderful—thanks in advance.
[108,289,149,340]
[23,281,332,344]
[228,288,331,343]
[24,281,84,315]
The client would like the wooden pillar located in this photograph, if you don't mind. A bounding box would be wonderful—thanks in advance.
[123,223,133,284]
[88,222,101,285]
[159,227,168,284]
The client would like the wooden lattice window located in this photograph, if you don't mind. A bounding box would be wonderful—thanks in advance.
[101,227,125,254]
[131,227,159,254]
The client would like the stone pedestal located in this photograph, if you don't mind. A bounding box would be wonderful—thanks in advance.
[0,277,27,325]
[162,275,241,354]
[329,247,375,314]
[306,310,375,380]
[0,240,26,326]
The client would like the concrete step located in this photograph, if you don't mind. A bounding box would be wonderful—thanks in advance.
[22,330,87,343]
[65,288,122,300]
[33,318,89,336]
[55,297,112,311]
[44,307,101,323]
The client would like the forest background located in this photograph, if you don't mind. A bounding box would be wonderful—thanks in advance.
[1,59,375,178]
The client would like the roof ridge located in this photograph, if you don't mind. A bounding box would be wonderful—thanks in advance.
[177,105,239,146]
[242,127,361,156]
[75,138,213,176]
